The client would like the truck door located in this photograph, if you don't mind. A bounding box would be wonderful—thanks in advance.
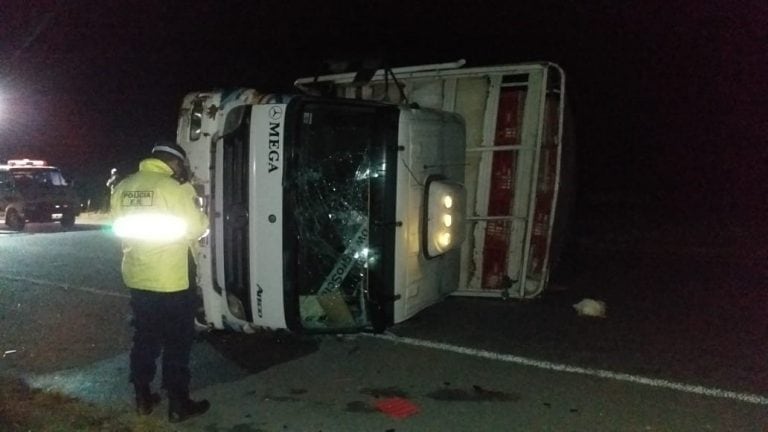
[391,108,467,324]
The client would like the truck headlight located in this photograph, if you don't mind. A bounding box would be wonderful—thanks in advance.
[189,99,204,141]
[226,293,247,320]
[423,177,466,259]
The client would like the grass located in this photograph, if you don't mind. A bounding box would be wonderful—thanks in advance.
[0,375,175,432]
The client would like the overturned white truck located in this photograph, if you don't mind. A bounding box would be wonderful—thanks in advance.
[177,60,569,333]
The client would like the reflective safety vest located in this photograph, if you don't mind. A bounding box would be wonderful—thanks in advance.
[111,158,209,292]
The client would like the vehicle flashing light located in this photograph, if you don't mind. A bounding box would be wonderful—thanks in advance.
[7,159,47,167]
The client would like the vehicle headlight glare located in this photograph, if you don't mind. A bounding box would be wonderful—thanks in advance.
[443,195,453,209]
[438,232,451,247]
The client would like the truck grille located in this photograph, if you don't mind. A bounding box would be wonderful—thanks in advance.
[221,108,253,321]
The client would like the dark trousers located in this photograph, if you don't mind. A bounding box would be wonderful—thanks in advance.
[129,288,196,399]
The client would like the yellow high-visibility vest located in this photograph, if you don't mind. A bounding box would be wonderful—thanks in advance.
[111,158,209,292]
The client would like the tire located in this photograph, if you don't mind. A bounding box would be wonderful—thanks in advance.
[5,209,25,231]
[60,213,76,229]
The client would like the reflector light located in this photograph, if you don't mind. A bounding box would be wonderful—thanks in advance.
[112,213,187,242]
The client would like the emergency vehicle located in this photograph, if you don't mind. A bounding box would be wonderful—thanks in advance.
[0,159,80,230]
[177,60,569,333]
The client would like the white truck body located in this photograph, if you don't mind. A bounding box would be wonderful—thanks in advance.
[295,60,569,299]
[178,60,569,333]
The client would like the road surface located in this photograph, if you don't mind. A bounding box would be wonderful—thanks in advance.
[0,219,766,431]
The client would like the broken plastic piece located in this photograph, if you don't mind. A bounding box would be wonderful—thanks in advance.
[573,298,607,318]
[375,397,420,419]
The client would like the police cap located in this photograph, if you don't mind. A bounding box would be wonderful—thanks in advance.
[151,141,187,162]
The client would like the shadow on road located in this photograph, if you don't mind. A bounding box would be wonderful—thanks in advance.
[202,330,320,373]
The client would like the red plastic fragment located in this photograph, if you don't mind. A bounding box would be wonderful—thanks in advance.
[375,397,420,419]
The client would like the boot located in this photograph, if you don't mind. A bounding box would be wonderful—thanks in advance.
[168,396,210,423]
[134,384,161,415]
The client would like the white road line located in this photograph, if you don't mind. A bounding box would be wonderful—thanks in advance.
[369,333,768,406]
[0,275,129,299]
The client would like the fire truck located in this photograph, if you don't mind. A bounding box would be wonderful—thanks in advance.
[0,159,81,230]
[177,60,569,333]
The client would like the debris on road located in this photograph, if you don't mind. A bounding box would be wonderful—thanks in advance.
[573,298,607,318]
[375,397,420,419]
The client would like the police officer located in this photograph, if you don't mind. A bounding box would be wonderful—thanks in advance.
[111,142,210,422]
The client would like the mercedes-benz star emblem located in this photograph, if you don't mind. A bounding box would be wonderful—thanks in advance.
[269,106,283,120]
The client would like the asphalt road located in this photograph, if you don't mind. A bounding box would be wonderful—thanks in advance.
[1,218,767,431]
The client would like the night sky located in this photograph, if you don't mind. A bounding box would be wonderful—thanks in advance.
[1,1,766,228]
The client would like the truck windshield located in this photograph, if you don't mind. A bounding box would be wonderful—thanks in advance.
[11,168,68,188]
[286,101,395,331]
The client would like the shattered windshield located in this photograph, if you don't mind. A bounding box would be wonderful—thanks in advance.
[286,102,385,331]
[11,168,68,188]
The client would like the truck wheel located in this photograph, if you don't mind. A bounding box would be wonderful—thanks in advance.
[5,209,25,231]
[60,214,76,229]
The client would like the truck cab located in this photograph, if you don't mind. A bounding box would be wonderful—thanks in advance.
[0,159,80,230]
[178,90,467,332]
